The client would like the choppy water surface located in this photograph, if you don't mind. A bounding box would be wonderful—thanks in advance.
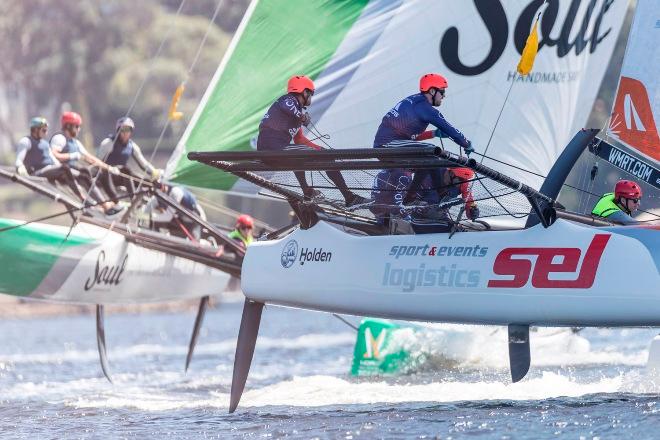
[0,301,659,439]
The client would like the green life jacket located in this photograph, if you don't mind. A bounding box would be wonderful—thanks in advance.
[228,229,253,247]
[591,193,622,218]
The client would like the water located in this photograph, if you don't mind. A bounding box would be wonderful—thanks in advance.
[0,300,659,439]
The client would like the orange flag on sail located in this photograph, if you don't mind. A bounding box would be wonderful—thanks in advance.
[517,20,540,76]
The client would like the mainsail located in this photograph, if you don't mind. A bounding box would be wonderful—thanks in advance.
[167,0,628,191]
[604,0,660,188]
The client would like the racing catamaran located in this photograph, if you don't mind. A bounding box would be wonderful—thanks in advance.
[175,0,657,411]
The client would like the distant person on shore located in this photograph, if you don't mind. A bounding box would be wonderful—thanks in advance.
[592,180,643,224]
[15,116,88,199]
[228,214,254,248]
[49,111,124,216]
[97,117,162,203]
[257,75,367,206]
[373,74,475,205]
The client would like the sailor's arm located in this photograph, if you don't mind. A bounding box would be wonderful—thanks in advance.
[50,134,80,163]
[417,105,470,149]
[606,210,641,225]
[97,138,113,161]
[15,137,30,170]
[293,128,322,150]
[131,142,159,177]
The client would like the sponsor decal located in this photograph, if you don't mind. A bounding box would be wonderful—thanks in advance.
[591,140,660,189]
[363,327,386,359]
[281,240,298,268]
[389,244,488,258]
[440,0,616,76]
[488,234,610,289]
[609,77,660,161]
[298,247,332,266]
[382,263,480,292]
[84,250,128,291]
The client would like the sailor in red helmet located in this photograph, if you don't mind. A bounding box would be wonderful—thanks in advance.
[257,75,367,206]
[373,73,473,154]
[50,111,124,216]
[374,74,475,211]
[228,214,254,248]
[592,180,643,224]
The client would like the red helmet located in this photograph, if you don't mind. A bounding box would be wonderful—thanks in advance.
[287,75,315,94]
[236,214,254,228]
[61,111,82,127]
[449,167,475,181]
[615,180,642,199]
[419,73,448,92]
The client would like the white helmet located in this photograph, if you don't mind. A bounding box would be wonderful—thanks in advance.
[116,116,135,131]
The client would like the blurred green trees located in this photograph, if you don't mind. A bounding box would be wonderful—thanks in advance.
[0,0,241,150]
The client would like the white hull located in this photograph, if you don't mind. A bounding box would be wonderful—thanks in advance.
[242,220,659,326]
[0,220,230,305]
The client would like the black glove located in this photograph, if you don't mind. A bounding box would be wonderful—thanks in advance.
[301,112,311,127]
[467,204,479,220]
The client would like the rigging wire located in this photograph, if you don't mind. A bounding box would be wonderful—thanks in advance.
[125,0,190,118]
[133,0,226,197]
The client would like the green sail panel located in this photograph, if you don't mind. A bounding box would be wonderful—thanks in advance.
[0,219,93,297]
[169,0,370,189]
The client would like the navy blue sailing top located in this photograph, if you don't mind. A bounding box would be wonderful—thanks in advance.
[257,93,308,150]
[373,93,469,148]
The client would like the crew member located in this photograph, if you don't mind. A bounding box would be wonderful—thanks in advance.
[374,74,475,203]
[15,117,87,199]
[97,116,162,203]
[153,181,206,240]
[257,75,367,206]
[228,214,254,248]
[50,111,124,215]
[592,180,643,225]
[371,167,478,232]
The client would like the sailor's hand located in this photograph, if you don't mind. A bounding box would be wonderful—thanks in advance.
[151,168,163,181]
[300,112,311,127]
[108,166,120,176]
[16,165,28,176]
[434,129,448,139]
[466,203,479,220]
[463,141,475,156]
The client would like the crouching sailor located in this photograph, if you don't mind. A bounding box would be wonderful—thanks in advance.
[257,75,366,206]
[50,111,124,216]
[15,116,92,199]
[228,214,254,249]
[592,180,643,225]
[97,117,163,203]
[152,181,206,240]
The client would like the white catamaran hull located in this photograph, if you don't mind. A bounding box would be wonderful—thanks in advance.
[242,220,659,327]
[0,219,230,305]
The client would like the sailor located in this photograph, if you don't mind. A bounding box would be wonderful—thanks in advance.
[153,181,206,240]
[373,73,474,154]
[374,74,475,203]
[97,117,163,203]
[50,111,124,215]
[257,75,367,206]
[591,180,642,225]
[14,117,89,199]
[371,167,478,232]
[228,214,254,248]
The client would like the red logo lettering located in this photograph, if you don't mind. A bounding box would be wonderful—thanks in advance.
[488,234,610,289]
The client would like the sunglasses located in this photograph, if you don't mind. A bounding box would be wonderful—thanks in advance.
[119,127,133,133]
[39,127,48,132]
[628,198,640,203]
